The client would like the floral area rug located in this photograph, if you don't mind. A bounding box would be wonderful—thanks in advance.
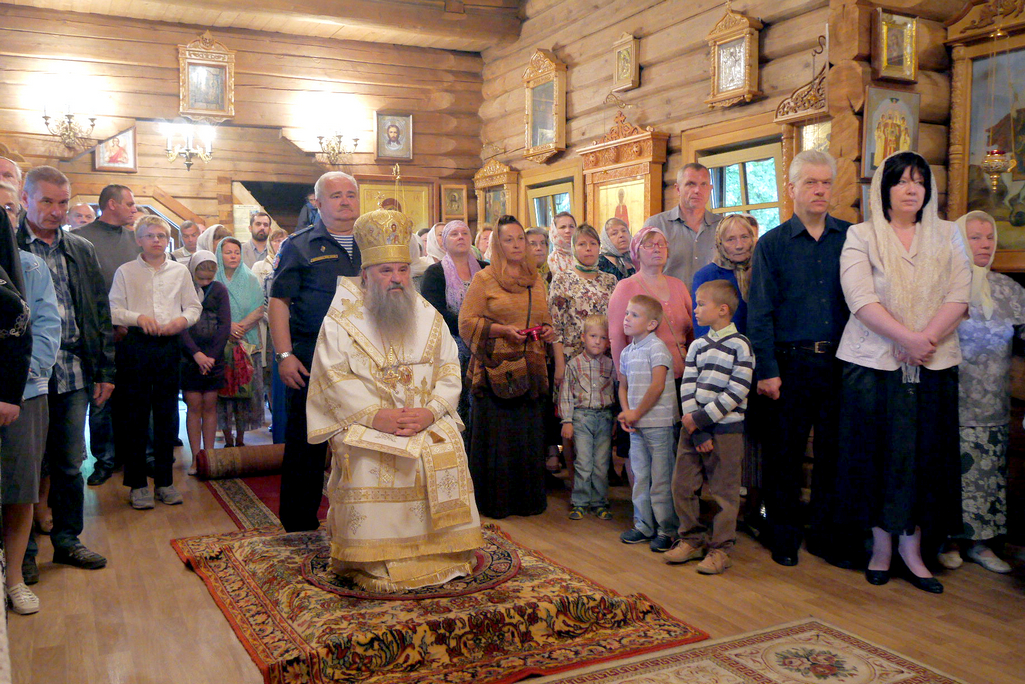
[527,617,969,684]
[178,480,708,684]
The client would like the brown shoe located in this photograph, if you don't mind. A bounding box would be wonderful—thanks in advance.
[664,540,704,565]
[696,548,732,575]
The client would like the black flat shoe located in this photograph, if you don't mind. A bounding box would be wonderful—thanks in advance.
[771,550,798,567]
[865,569,889,585]
[902,571,943,594]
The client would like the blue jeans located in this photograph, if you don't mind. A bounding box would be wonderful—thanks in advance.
[629,425,679,537]
[571,408,614,508]
[29,387,89,557]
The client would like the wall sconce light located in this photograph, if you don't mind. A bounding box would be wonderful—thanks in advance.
[42,105,96,149]
[163,122,214,171]
[317,133,359,165]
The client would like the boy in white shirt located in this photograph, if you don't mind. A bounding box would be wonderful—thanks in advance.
[108,216,201,509]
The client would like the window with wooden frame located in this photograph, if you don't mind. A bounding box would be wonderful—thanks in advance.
[698,141,782,235]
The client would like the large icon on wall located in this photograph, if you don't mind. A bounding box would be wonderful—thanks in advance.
[178,31,235,123]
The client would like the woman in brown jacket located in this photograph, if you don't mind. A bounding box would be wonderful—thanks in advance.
[459,215,555,518]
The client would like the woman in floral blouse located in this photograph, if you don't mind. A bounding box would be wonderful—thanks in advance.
[549,224,618,386]
[938,211,1024,574]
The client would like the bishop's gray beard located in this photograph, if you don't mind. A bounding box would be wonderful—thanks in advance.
[364,280,418,344]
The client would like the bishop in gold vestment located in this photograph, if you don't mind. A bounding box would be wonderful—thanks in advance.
[306,209,482,592]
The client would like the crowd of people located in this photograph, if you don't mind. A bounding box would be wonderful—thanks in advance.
[0,146,1020,621]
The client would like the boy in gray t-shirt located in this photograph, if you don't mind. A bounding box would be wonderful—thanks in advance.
[617,294,680,553]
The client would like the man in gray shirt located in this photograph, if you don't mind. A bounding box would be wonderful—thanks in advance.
[642,163,721,289]
[71,184,139,486]
[241,211,271,268]
[72,184,140,292]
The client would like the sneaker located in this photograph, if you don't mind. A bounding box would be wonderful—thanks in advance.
[620,529,654,544]
[696,549,732,575]
[664,540,705,565]
[6,583,39,615]
[937,548,963,570]
[22,556,39,586]
[155,485,184,506]
[568,506,586,520]
[130,487,155,510]
[53,543,107,570]
[965,545,1012,574]
[593,506,613,520]
[650,534,674,553]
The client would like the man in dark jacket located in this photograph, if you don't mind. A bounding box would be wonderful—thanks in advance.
[17,166,115,581]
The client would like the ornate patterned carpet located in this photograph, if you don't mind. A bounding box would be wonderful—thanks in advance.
[184,478,708,684]
[527,618,970,684]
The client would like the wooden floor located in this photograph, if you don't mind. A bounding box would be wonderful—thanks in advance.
[8,435,1025,684]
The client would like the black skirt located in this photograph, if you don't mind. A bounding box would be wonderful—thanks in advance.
[468,389,547,519]
[836,362,961,537]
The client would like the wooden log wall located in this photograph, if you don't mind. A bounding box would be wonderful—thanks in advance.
[480,0,835,214]
[0,5,483,227]
[828,0,952,223]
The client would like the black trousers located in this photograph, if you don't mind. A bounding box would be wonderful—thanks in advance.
[761,348,843,554]
[115,331,180,489]
[278,379,327,532]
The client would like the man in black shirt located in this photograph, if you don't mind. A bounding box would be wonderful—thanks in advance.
[747,150,853,568]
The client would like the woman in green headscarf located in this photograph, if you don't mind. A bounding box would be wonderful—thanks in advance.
[214,236,266,447]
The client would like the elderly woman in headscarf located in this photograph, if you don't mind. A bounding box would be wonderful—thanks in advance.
[834,152,971,594]
[421,220,487,443]
[195,223,231,254]
[459,215,556,519]
[180,250,232,473]
[214,236,267,447]
[933,210,1025,575]
[691,214,755,337]
[423,221,448,263]
[597,217,635,281]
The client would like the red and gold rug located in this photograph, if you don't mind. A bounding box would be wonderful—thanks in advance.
[172,523,707,684]
[188,477,708,683]
[527,618,969,683]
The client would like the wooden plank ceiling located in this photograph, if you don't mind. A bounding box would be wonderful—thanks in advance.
[2,0,523,52]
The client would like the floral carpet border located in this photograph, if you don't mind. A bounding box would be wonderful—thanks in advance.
[171,523,709,684]
[527,617,971,684]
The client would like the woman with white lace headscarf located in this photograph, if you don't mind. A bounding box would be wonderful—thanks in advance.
[834,151,971,594]
[934,210,1025,575]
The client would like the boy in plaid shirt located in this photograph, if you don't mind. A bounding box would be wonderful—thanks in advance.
[559,315,616,520]
[666,280,754,574]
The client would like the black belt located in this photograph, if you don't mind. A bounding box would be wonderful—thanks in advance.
[778,341,835,354]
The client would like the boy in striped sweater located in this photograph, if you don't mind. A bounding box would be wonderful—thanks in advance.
[665,279,754,574]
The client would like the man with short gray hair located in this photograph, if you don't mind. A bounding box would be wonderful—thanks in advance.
[66,204,96,229]
[747,149,852,569]
[642,163,721,288]
[0,156,22,190]
[17,165,114,576]
[171,220,202,261]
[270,171,361,532]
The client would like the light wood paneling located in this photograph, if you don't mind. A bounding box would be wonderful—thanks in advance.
[0,5,483,224]
[479,0,837,217]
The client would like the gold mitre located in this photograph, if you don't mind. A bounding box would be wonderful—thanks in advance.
[353,209,413,267]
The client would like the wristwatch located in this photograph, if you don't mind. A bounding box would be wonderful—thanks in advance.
[275,351,294,362]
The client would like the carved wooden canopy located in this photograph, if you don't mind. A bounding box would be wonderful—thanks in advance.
[580,111,668,174]
[473,158,518,190]
[947,0,1025,45]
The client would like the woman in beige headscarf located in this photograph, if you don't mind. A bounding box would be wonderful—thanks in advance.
[459,215,555,519]
[935,211,1025,575]
[834,151,971,594]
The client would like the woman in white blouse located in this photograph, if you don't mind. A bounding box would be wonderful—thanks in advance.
[835,152,971,594]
